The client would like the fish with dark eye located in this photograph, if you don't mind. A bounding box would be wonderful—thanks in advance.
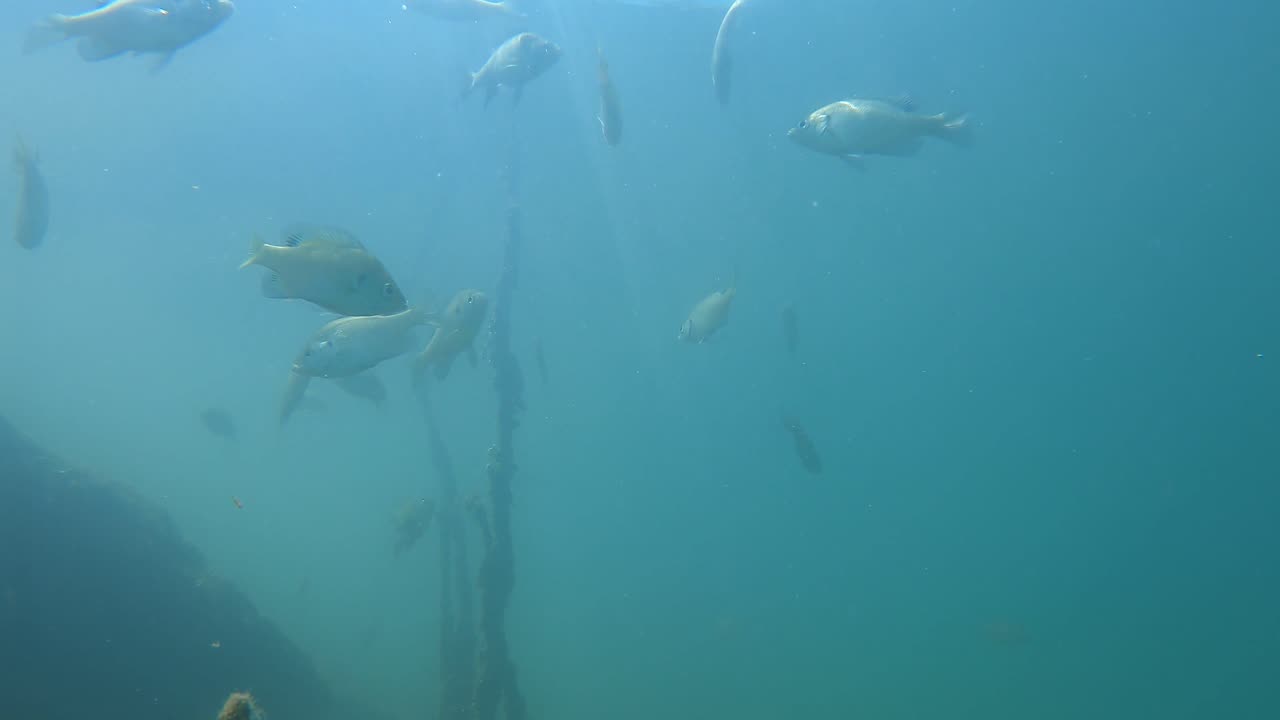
[199,407,236,440]
[787,96,972,168]
[11,136,49,250]
[679,275,736,343]
[412,289,489,382]
[596,46,623,146]
[23,0,236,72]
[781,415,822,474]
[240,224,408,318]
[463,32,562,107]
[781,303,798,355]
[294,308,430,380]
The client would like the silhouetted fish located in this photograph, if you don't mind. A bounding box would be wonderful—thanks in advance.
[199,408,236,440]
[534,337,548,384]
[781,415,821,474]
[782,303,798,355]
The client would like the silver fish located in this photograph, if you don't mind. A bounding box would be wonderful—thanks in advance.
[464,32,563,107]
[787,97,972,167]
[12,137,49,250]
[404,0,523,22]
[23,0,235,71]
[294,308,429,380]
[597,46,623,146]
[711,0,749,106]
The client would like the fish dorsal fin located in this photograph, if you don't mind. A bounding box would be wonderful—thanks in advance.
[281,223,365,250]
[883,94,917,112]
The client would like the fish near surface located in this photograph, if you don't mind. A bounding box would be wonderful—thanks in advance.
[404,0,523,22]
[597,46,623,146]
[782,415,822,474]
[679,278,736,343]
[294,308,429,380]
[711,0,749,106]
[23,0,235,71]
[12,137,49,250]
[239,226,408,317]
[413,289,489,382]
[464,32,562,107]
[787,97,972,167]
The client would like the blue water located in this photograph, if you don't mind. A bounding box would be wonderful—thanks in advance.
[1,1,1278,718]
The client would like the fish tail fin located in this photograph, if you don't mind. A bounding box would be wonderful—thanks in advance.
[239,234,266,270]
[22,15,70,55]
[12,134,35,167]
[935,112,974,148]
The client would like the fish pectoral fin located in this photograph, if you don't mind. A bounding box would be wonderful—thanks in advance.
[838,154,866,170]
[149,51,176,74]
[75,36,127,62]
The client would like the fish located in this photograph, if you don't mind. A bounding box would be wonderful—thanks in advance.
[711,0,749,106]
[392,498,435,558]
[781,303,798,354]
[679,276,736,343]
[277,369,312,426]
[334,373,387,408]
[463,32,563,107]
[533,337,548,384]
[12,137,49,250]
[23,0,235,72]
[239,225,409,317]
[293,308,430,380]
[198,407,236,439]
[404,0,524,22]
[787,97,972,167]
[231,496,244,509]
[781,415,822,474]
[597,46,623,146]
[412,289,489,382]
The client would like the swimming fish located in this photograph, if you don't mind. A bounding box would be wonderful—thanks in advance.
[334,372,387,408]
[293,308,429,379]
[199,407,236,440]
[404,0,523,22]
[533,337,548,384]
[277,370,311,426]
[781,303,798,355]
[240,225,408,317]
[711,0,749,106]
[787,97,972,167]
[12,137,49,250]
[464,32,562,107]
[597,46,623,146]
[391,498,435,558]
[781,415,822,474]
[23,0,235,72]
[679,277,736,343]
[412,289,489,382]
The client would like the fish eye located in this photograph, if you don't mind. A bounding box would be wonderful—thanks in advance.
[798,120,807,129]
[383,283,394,297]
[467,295,474,303]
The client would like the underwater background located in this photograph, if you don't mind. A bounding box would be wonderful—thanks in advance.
[1,0,1278,718]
